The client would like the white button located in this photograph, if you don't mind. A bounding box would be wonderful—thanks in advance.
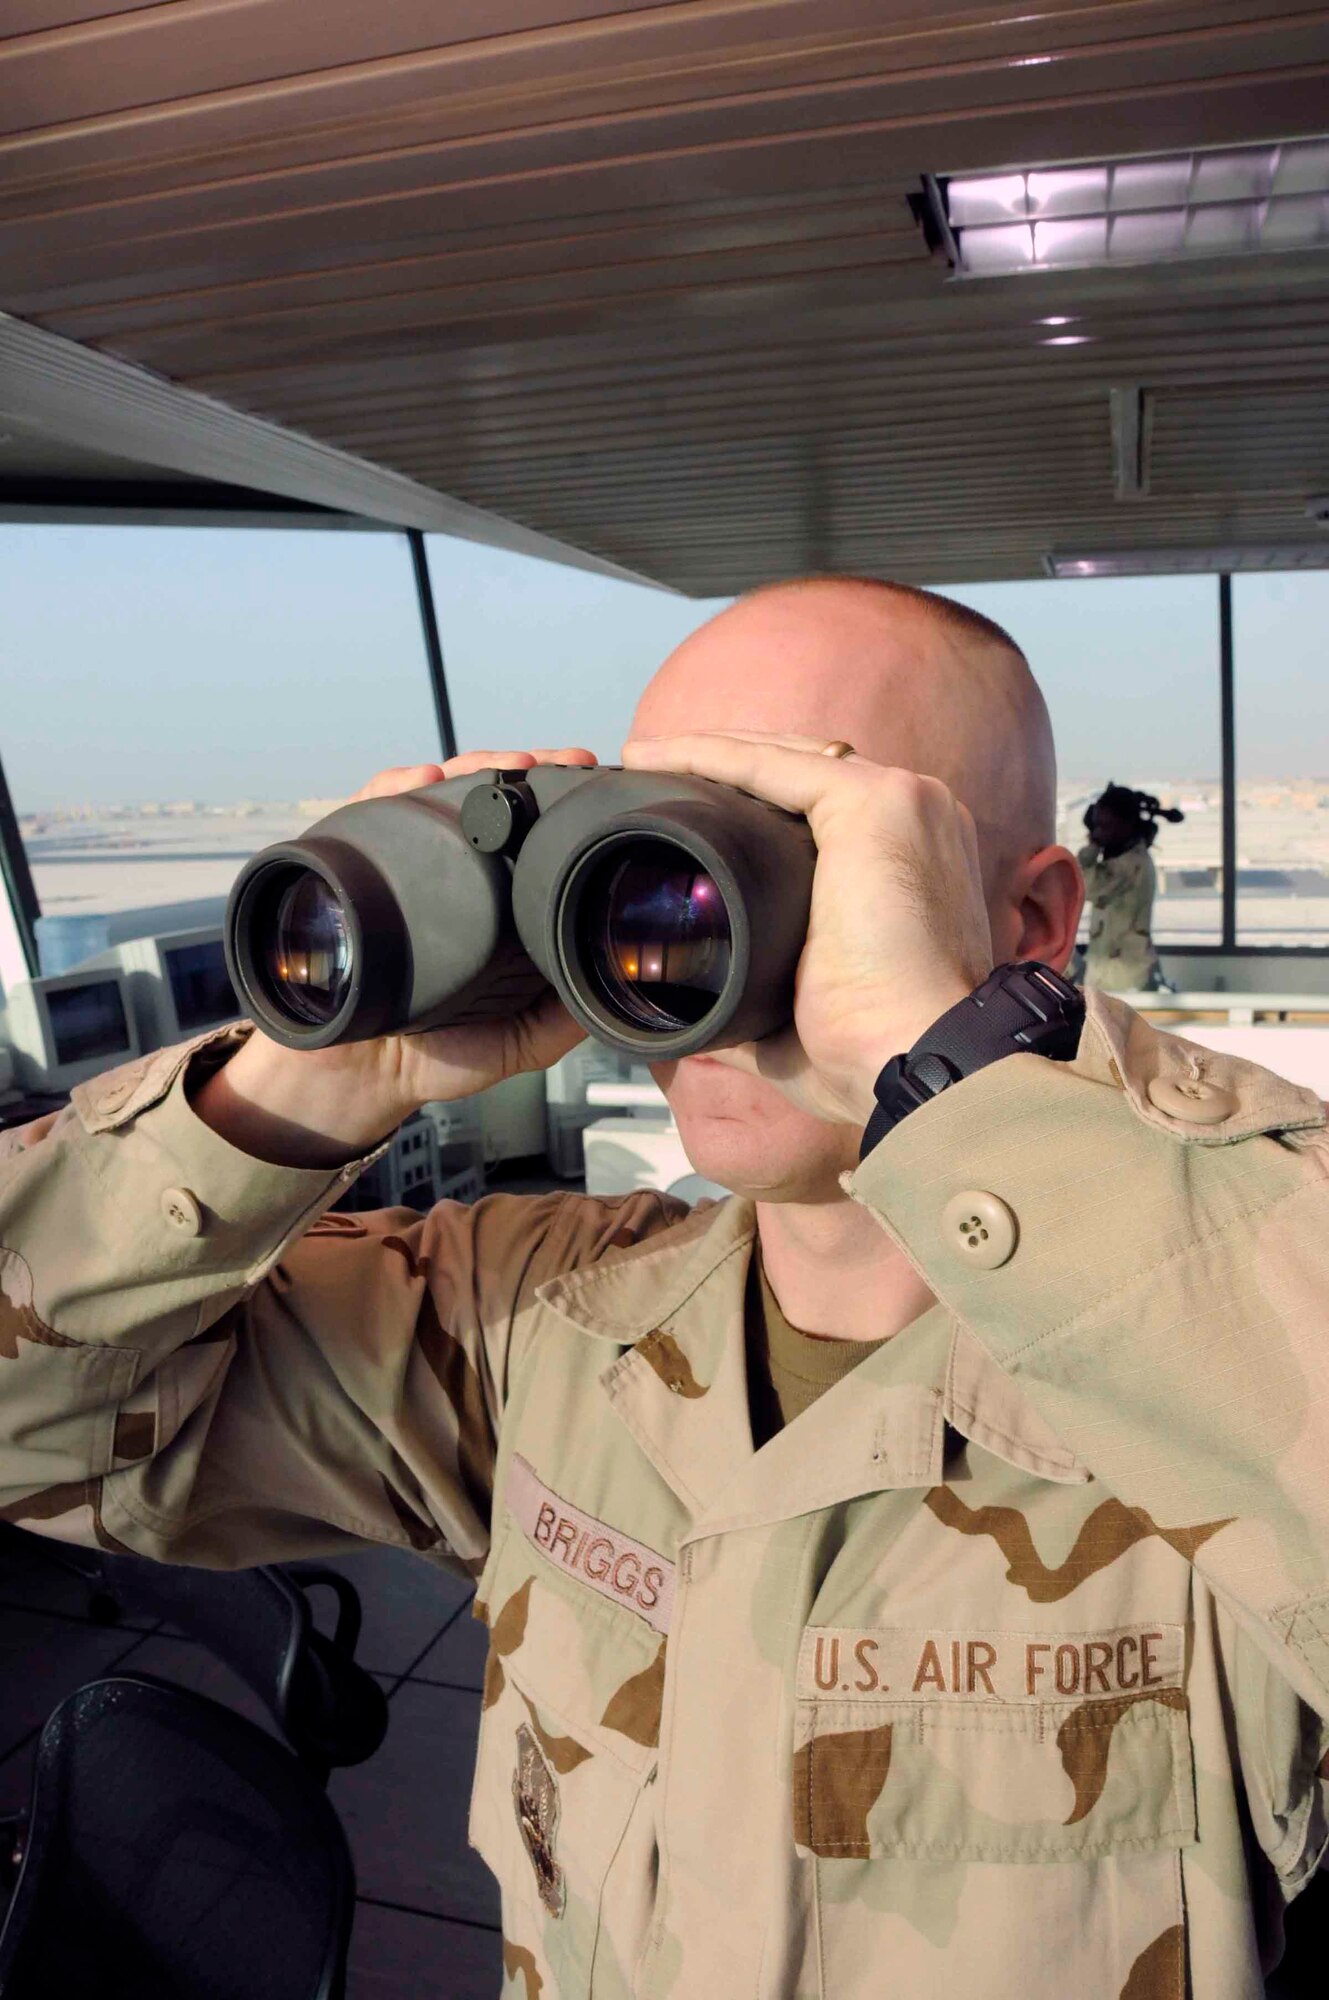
[1146,1076,1237,1125]
[160,1187,203,1236]
[941,1191,1017,1271]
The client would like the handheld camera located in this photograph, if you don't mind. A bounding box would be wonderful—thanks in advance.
[1083,782,1184,857]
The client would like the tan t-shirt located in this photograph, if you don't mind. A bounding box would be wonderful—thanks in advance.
[744,1246,886,1446]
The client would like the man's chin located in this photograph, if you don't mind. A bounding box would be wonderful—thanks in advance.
[655,1057,857,1202]
[668,1115,852,1204]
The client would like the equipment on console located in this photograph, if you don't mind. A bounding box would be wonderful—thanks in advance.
[0,970,141,1095]
[78,926,240,1053]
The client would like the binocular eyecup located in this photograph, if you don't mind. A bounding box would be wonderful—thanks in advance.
[224,767,815,1060]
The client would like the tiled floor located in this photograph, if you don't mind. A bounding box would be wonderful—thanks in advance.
[0,1534,502,1997]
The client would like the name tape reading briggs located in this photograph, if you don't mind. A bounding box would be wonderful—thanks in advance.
[797,1624,1185,1704]
[507,1455,675,1635]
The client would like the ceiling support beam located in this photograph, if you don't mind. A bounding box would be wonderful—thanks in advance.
[0,314,661,587]
[0,475,386,530]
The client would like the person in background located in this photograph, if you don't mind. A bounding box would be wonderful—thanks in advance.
[1078,781,1184,991]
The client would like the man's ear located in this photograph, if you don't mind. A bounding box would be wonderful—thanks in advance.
[1006,846,1084,973]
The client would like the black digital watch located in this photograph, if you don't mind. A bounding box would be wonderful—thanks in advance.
[859,961,1085,1160]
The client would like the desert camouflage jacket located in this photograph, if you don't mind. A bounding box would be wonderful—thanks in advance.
[1,993,1328,1998]
[1079,841,1163,991]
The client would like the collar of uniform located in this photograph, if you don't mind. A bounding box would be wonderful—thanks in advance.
[944,1321,1089,1485]
[684,1309,1090,1540]
[1080,989,1326,1144]
[683,1305,951,1534]
[539,1198,1087,1521]
[536,1193,755,1346]
[542,1196,757,1515]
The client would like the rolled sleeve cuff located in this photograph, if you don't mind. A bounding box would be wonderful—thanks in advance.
[847,1054,1095,1364]
[70,1028,389,1291]
[848,1050,1253,1371]
[846,1011,1323,1372]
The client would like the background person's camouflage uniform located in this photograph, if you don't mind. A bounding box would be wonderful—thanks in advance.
[1078,841,1164,992]
[1,992,1327,1997]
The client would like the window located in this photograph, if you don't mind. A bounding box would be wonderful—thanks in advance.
[936,575,1223,942]
[1233,573,1329,947]
[1,525,437,966]
[0,521,730,990]
[5,523,1323,993]
[424,536,732,763]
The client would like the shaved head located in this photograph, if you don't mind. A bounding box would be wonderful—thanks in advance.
[629,576,1074,1202]
[633,576,1055,893]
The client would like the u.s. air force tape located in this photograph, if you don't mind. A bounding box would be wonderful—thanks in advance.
[507,1455,676,1636]
[797,1624,1185,1704]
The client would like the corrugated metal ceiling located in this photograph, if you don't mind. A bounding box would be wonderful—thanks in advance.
[1,0,1327,590]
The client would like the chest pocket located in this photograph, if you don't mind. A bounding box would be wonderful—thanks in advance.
[792,1623,1195,1864]
[793,1625,1195,2000]
[468,1483,669,1994]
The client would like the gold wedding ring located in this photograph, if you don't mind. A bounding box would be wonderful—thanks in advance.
[821,740,855,759]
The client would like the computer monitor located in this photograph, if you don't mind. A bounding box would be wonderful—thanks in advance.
[1,970,140,1094]
[81,927,241,1051]
[157,931,241,1040]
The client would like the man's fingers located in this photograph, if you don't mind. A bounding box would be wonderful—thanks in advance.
[350,762,446,803]
[442,750,536,778]
[623,732,876,820]
[705,1033,800,1088]
[629,728,860,760]
[949,797,986,902]
[443,747,599,779]
[502,988,587,1076]
[704,1029,849,1122]
[353,748,599,801]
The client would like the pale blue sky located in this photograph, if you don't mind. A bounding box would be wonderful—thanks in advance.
[0,524,1324,810]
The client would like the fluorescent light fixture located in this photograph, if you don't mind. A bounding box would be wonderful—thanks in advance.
[926,136,1329,275]
[1045,545,1329,578]
[1042,334,1093,345]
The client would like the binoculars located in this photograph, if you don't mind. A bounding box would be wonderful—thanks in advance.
[224,767,816,1060]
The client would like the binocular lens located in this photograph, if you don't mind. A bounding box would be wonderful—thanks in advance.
[264,871,354,1026]
[581,840,732,1032]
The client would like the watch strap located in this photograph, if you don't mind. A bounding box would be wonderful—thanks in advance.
[859,962,1084,1159]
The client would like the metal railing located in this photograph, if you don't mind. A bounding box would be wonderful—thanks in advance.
[1121,993,1329,1025]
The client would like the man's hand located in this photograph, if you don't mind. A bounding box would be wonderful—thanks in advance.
[622,731,993,1127]
[194,749,596,1168]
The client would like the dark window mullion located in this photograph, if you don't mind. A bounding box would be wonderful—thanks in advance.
[0,747,40,981]
[1218,573,1237,953]
[406,530,458,764]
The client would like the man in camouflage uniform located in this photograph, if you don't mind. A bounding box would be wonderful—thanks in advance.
[1,578,1326,1998]
[1078,784,1180,993]
[1079,838,1161,990]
